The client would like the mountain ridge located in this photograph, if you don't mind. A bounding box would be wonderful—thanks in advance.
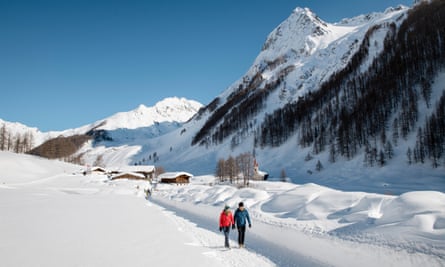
[144,0,444,193]
[1,1,444,193]
[0,97,202,153]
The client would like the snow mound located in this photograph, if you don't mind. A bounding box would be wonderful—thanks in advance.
[158,178,445,248]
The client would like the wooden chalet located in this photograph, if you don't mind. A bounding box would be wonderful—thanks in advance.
[112,165,156,180]
[111,172,146,180]
[158,172,192,184]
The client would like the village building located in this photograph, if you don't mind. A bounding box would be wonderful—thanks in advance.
[158,172,192,184]
[90,166,107,174]
[111,165,156,180]
[253,159,269,180]
[111,172,146,180]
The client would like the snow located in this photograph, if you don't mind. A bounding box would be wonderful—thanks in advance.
[158,171,193,179]
[118,4,436,186]
[2,4,442,195]
[1,3,444,265]
[0,97,202,150]
[117,165,156,173]
[0,152,273,267]
[1,151,444,266]
[95,97,202,131]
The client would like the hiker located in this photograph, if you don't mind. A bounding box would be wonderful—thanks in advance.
[219,205,235,248]
[234,202,251,248]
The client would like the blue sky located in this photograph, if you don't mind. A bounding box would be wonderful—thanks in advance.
[0,0,412,131]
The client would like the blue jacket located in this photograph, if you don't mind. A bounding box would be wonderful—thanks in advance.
[234,208,251,227]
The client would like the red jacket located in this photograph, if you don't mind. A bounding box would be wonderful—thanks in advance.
[219,210,234,227]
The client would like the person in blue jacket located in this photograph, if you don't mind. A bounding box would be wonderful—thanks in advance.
[233,202,251,248]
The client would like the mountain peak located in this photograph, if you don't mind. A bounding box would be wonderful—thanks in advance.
[261,6,329,58]
[291,7,324,24]
[95,97,203,131]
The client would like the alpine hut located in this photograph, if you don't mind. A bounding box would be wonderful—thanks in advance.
[158,172,192,184]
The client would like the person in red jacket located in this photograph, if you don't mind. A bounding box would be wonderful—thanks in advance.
[219,205,235,248]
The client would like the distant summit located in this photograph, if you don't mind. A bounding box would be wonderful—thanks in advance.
[92,97,203,131]
[0,97,203,153]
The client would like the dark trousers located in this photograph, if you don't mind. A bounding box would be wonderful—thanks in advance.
[237,225,246,245]
[223,227,230,247]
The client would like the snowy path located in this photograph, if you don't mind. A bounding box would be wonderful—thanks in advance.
[151,197,328,267]
[150,202,275,267]
[151,195,445,267]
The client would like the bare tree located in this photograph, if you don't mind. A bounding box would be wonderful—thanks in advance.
[226,156,237,184]
[0,124,6,151]
[216,159,226,182]
[237,153,253,186]
[7,132,13,151]
[155,166,165,177]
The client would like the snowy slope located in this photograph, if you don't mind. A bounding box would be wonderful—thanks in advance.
[1,152,443,266]
[120,2,443,195]
[87,97,202,131]
[120,3,443,193]
[2,3,444,194]
[209,5,409,121]
[0,97,201,145]
[0,118,51,147]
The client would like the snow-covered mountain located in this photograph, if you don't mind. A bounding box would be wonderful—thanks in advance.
[2,1,444,194]
[191,5,411,147]
[0,97,202,158]
[84,97,202,131]
[128,1,444,193]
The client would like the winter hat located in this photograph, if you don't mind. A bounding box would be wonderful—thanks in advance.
[238,202,244,207]
[224,205,230,210]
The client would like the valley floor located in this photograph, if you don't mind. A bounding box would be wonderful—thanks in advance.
[0,152,444,267]
[0,172,272,266]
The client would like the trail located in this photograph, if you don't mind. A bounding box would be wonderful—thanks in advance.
[151,195,444,267]
[151,197,329,267]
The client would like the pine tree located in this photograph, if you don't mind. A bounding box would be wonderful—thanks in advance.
[280,168,287,182]
[316,160,323,172]
[407,147,413,165]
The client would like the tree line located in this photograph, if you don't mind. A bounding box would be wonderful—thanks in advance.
[0,124,35,154]
[215,152,254,186]
[27,134,91,164]
[192,62,294,147]
[257,0,445,167]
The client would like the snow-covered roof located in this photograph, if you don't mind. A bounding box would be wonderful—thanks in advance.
[91,166,107,172]
[158,172,193,179]
[118,165,155,173]
[257,170,268,176]
[112,172,146,179]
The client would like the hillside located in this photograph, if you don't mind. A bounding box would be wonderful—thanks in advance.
[133,1,444,193]
[1,1,444,194]
[0,97,202,164]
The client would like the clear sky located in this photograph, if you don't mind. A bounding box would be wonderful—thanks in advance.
[0,0,413,131]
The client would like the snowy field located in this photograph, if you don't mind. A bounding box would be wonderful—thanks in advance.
[0,151,444,267]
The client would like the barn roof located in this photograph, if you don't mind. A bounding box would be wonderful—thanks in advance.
[91,166,107,172]
[158,172,193,179]
[112,172,146,180]
[116,165,155,173]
